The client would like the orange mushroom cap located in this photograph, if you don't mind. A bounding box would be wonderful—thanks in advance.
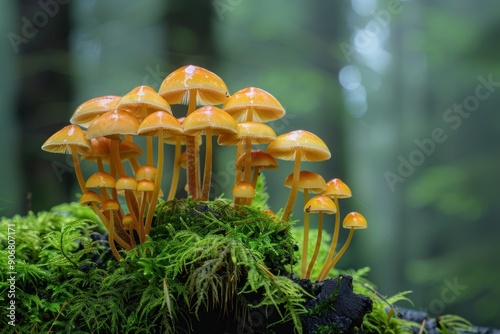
[182,106,237,136]
[159,65,229,106]
[117,85,172,121]
[217,122,277,146]
[304,195,337,215]
[322,178,352,199]
[86,172,116,189]
[222,86,285,122]
[79,191,102,206]
[70,95,121,128]
[137,179,155,192]
[342,212,367,229]
[116,176,138,191]
[135,165,156,182]
[137,111,183,137]
[266,130,331,162]
[86,110,140,140]
[101,199,120,212]
[285,171,327,194]
[234,150,278,170]
[232,181,255,199]
[41,125,91,155]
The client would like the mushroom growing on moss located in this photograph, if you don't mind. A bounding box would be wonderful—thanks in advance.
[284,171,327,278]
[183,106,237,201]
[303,195,337,279]
[159,65,229,199]
[317,178,352,281]
[321,212,367,278]
[137,111,183,235]
[266,130,331,221]
[42,124,92,194]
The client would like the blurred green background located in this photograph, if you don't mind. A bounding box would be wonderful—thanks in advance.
[1,0,499,327]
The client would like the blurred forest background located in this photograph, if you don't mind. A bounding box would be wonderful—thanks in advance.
[1,0,499,327]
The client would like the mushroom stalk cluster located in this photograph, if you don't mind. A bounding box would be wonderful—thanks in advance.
[42,64,367,279]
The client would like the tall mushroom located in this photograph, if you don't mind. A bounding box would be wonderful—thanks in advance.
[183,106,237,201]
[284,171,327,278]
[320,212,367,279]
[234,150,278,189]
[222,87,285,183]
[303,195,337,279]
[117,85,172,166]
[317,178,352,281]
[159,65,229,199]
[137,111,183,235]
[266,130,331,221]
[218,122,277,185]
[70,95,121,128]
[42,125,91,194]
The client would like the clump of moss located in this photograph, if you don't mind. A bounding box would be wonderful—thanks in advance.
[0,197,311,333]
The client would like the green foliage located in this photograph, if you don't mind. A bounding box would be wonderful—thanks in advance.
[437,314,475,334]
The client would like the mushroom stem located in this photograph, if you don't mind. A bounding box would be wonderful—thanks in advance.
[90,203,130,250]
[200,129,213,201]
[318,195,340,280]
[185,92,198,198]
[305,211,323,279]
[146,136,154,166]
[108,212,122,261]
[234,143,244,184]
[321,227,355,277]
[301,189,311,278]
[282,150,302,221]
[70,148,87,193]
[243,139,252,183]
[145,131,165,235]
[167,137,182,200]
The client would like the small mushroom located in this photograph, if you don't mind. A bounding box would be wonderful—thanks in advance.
[183,106,237,200]
[137,111,183,235]
[266,130,331,221]
[117,85,172,165]
[101,199,123,260]
[41,125,91,194]
[303,195,337,279]
[70,95,121,128]
[321,212,367,279]
[159,65,229,198]
[284,171,327,278]
[317,178,353,281]
[232,181,255,209]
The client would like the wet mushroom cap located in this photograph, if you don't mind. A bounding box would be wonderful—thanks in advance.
[182,106,237,135]
[222,86,285,122]
[137,111,183,137]
[41,125,91,155]
[304,195,337,214]
[135,165,156,182]
[117,85,172,120]
[70,95,121,128]
[159,65,229,106]
[232,181,255,199]
[116,176,138,191]
[284,171,326,194]
[217,122,276,146]
[86,172,117,189]
[234,150,278,170]
[322,178,352,199]
[79,191,102,205]
[266,130,331,162]
[137,180,155,192]
[86,110,140,140]
[342,212,367,229]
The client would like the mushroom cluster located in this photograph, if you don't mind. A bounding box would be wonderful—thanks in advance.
[41,64,367,279]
